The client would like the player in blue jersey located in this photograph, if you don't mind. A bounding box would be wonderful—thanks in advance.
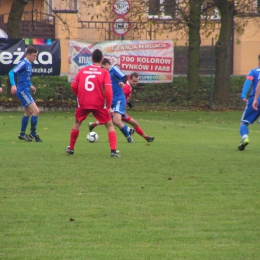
[89,58,134,142]
[253,78,260,109]
[8,45,42,142]
[238,55,260,150]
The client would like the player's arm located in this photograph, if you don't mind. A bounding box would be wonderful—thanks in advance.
[252,79,260,110]
[118,75,127,88]
[123,84,132,108]
[8,69,17,95]
[113,67,127,87]
[71,73,80,96]
[30,85,36,94]
[103,71,113,108]
[241,75,253,102]
[104,84,113,108]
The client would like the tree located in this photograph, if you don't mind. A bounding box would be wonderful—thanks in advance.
[6,0,29,96]
[7,0,29,38]
[134,0,204,103]
[186,0,203,102]
[86,0,205,103]
[213,0,235,107]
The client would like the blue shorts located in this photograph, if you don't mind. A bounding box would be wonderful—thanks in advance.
[241,97,260,124]
[112,99,126,116]
[16,91,34,107]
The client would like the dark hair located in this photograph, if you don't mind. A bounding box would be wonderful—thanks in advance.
[26,46,38,55]
[101,58,111,65]
[92,49,103,63]
[130,72,139,79]
[258,54,260,60]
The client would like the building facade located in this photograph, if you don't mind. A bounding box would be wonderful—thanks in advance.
[1,0,260,75]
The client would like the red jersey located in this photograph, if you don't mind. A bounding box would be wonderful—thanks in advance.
[123,81,132,102]
[71,65,112,109]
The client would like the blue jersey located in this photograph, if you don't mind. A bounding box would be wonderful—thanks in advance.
[240,66,260,124]
[109,65,126,102]
[8,58,33,93]
[242,67,260,98]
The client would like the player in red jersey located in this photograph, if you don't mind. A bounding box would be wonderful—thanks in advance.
[89,72,154,142]
[66,49,120,157]
[122,72,154,142]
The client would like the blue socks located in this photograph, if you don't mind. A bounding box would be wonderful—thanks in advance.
[240,123,249,137]
[20,115,38,136]
[120,124,130,137]
[30,115,38,136]
[21,116,29,133]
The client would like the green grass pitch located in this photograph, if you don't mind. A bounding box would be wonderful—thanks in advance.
[0,110,260,260]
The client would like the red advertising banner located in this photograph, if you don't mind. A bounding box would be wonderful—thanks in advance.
[68,40,173,83]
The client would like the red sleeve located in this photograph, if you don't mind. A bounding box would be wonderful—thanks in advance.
[103,70,112,108]
[123,83,131,101]
[104,85,112,108]
[71,72,80,96]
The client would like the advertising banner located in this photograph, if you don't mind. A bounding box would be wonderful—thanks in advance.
[68,40,174,83]
[0,39,61,76]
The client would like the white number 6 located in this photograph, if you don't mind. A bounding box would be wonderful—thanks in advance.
[85,75,95,91]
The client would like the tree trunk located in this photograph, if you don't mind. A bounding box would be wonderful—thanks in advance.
[6,0,28,97]
[213,0,234,107]
[187,0,202,103]
[7,0,28,38]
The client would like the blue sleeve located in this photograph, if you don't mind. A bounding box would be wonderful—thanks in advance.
[86,61,93,67]
[122,75,127,84]
[8,70,16,86]
[113,66,126,82]
[241,79,252,99]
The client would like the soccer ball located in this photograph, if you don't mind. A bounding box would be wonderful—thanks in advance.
[87,132,99,143]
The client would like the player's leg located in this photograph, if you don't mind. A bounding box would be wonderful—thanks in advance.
[27,102,42,142]
[105,120,120,157]
[122,114,135,136]
[238,122,249,150]
[66,108,88,154]
[123,115,154,142]
[112,101,133,142]
[16,91,34,141]
[88,121,101,132]
[238,98,259,150]
[113,112,133,142]
[92,108,120,157]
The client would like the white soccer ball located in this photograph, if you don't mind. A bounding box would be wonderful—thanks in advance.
[87,132,99,143]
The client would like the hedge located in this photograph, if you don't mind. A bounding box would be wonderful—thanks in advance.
[0,75,245,109]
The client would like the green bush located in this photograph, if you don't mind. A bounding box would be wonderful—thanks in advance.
[0,75,245,109]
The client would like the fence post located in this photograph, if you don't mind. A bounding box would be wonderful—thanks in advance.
[210,38,214,109]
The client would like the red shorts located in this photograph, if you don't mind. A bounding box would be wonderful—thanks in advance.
[75,107,111,124]
[122,113,131,123]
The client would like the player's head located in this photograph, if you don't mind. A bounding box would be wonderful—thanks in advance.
[25,45,38,63]
[92,49,103,63]
[129,72,139,87]
[101,58,111,71]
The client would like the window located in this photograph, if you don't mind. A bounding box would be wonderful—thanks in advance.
[148,0,176,19]
[45,0,53,14]
[68,0,78,10]
[201,0,220,20]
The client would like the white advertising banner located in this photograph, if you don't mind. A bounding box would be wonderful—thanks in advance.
[68,40,174,83]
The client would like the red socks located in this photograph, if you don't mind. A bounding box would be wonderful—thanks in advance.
[108,130,117,150]
[134,126,147,139]
[70,129,79,150]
